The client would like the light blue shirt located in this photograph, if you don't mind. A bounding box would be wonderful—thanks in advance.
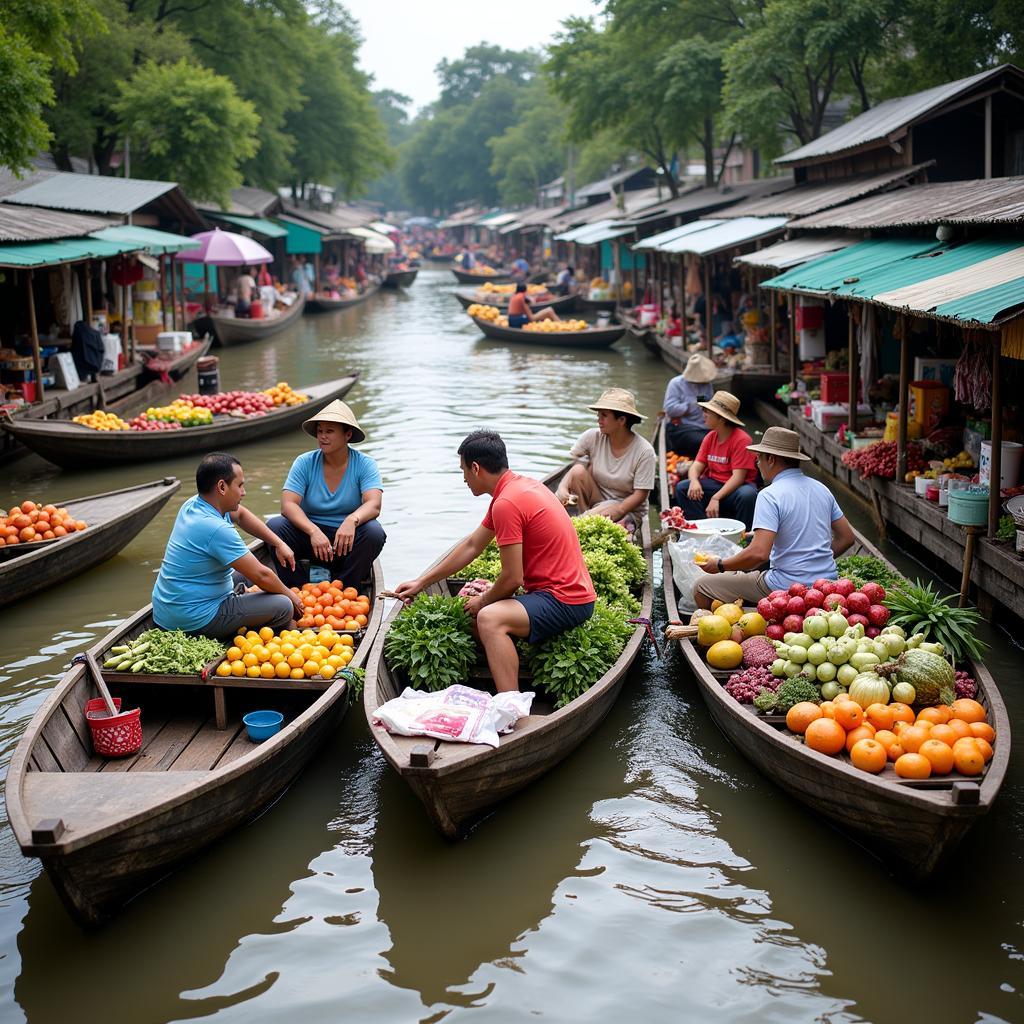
[663,375,710,429]
[753,469,844,590]
[152,495,249,632]
[283,449,383,531]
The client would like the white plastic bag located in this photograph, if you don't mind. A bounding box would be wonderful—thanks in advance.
[372,684,534,748]
[667,533,742,617]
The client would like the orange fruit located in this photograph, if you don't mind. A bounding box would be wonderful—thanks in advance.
[950,699,986,724]
[972,737,994,763]
[916,707,946,726]
[833,702,865,732]
[895,753,932,779]
[287,651,305,668]
[834,693,855,704]
[276,660,292,678]
[290,667,305,680]
[230,661,246,677]
[302,660,319,676]
[865,703,894,732]
[246,665,261,678]
[343,586,358,600]
[804,718,846,755]
[355,613,368,627]
[850,738,887,774]
[242,652,258,668]
[786,702,823,734]
[889,702,915,724]
[899,725,931,754]
[946,719,972,741]
[819,700,836,720]
[845,724,876,752]
[969,722,996,744]
[952,738,985,775]
[928,724,957,748]
[874,730,904,762]
[338,634,354,648]
[260,663,276,679]
[919,739,954,775]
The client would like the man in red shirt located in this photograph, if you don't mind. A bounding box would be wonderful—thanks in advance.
[394,431,596,693]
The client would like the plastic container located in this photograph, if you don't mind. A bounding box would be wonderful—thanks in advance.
[250,300,264,320]
[914,475,930,496]
[197,355,219,395]
[948,488,989,526]
[681,517,746,544]
[85,698,142,758]
[820,372,860,404]
[909,381,950,433]
[926,485,939,502]
[979,440,1023,490]
[243,710,284,742]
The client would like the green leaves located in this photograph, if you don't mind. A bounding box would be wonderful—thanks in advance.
[884,581,987,663]
[573,515,647,588]
[834,555,907,593]
[384,595,477,692]
[455,540,504,582]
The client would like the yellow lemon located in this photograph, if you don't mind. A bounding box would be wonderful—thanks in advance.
[287,651,305,669]
[280,643,296,657]
[276,661,292,679]
[246,665,262,678]
[230,661,246,677]
[290,667,305,680]
[302,660,319,677]
[319,664,336,680]
[216,661,232,677]
[270,651,285,665]
[338,634,354,648]
[327,655,343,668]
[259,626,275,642]
[260,663,276,679]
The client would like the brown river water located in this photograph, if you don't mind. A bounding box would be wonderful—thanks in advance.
[1,267,1022,1022]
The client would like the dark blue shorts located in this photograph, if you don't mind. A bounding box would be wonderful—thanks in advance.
[515,591,595,644]
[508,313,529,328]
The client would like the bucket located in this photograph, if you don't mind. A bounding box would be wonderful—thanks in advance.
[979,440,1023,490]
[197,356,220,395]
[947,488,989,526]
[914,475,930,496]
[84,698,142,758]
[250,300,264,320]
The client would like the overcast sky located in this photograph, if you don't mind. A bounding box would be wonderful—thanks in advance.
[344,0,599,112]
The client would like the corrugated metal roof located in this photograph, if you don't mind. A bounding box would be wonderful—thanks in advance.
[628,178,795,225]
[658,216,789,256]
[555,219,616,242]
[762,238,944,291]
[934,276,1024,324]
[205,212,288,238]
[632,219,724,251]
[569,223,635,245]
[717,164,933,218]
[777,65,1023,166]
[476,212,519,227]
[90,225,202,254]
[0,167,54,199]
[0,236,141,268]
[575,166,655,199]
[734,235,854,269]
[790,176,1024,229]
[2,172,177,214]
[0,205,112,242]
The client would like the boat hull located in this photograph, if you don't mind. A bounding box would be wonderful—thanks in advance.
[453,289,577,314]
[305,284,379,313]
[471,316,624,349]
[451,268,514,285]
[381,270,418,288]
[204,292,306,346]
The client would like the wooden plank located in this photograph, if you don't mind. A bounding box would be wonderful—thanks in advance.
[169,720,243,771]
[40,706,91,772]
[99,711,171,773]
[126,717,204,773]
[214,728,258,768]
[32,740,62,773]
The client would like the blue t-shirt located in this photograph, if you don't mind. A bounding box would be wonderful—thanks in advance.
[152,495,249,632]
[753,469,845,590]
[663,375,711,429]
[283,449,383,531]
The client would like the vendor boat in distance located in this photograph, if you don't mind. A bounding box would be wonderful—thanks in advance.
[382,269,419,289]
[305,283,379,313]
[363,463,653,840]
[452,287,578,315]
[655,420,1010,880]
[469,314,625,350]
[195,291,305,346]
[451,267,515,285]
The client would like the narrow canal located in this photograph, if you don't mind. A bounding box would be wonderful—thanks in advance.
[1,268,1021,1022]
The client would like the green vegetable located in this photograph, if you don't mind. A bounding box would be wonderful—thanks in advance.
[774,677,821,713]
[384,595,477,691]
[997,515,1016,542]
[455,540,503,581]
[881,648,955,707]
[753,688,779,713]
[572,515,647,587]
[834,554,907,593]
[583,549,641,616]
[104,629,224,674]
[341,666,366,700]
[521,600,634,708]
[883,580,986,662]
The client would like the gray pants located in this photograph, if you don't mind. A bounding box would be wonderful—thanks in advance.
[190,591,294,641]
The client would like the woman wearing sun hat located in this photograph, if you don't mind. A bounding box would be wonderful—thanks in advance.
[556,388,656,531]
[663,352,717,456]
[674,389,758,529]
[267,399,386,588]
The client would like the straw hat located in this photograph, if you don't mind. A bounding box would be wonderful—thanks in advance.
[302,399,366,443]
[747,426,810,461]
[588,387,645,421]
[697,390,744,427]
[681,353,717,384]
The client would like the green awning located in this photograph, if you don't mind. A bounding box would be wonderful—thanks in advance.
[277,218,322,255]
[206,212,288,239]
[0,237,142,268]
[90,225,202,255]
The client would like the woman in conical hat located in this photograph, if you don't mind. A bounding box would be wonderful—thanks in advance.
[663,352,717,457]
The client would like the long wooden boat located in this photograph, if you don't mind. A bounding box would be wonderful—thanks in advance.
[364,464,653,839]
[470,315,625,350]
[0,478,181,607]
[655,420,1010,879]
[196,291,306,346]
[5,547,385,926]
[575,294,618,312]
[1,375,359,469]
[305,283,380,313]
[451,267,514,285]
[452,288,578,314]
[381,269,419,289]
[617,309,656,351]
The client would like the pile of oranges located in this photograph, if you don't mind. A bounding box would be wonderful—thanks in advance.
[0,500,87,548]
[215,624,356,681]
[262,382,308,407]
[294,579,370,631]
[785,696,995,779]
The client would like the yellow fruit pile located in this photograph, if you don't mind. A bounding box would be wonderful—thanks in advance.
[477,282,546,295]
[522,319,590,333]
[262,382,308,407]
[942,451,974,470]
[73,411,130,431]
[468,303,502,321]
[215,624,355,681]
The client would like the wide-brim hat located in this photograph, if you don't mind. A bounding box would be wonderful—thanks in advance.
[587,387,644,421]
[747,426,810,461]
[698,389,744,427]
[682,353,717,384]
[302,399,366,443]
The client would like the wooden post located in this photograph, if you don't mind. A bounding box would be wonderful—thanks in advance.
[896,314,910,482]
[120,283,129,362]
[158,253,166,331]
[170,253,179,331]
[988,332,1003,538]
[84,260,93,324]
[960,526,982,606]
[127,283,135,362]
[769,287,777,372]
[788,293,796,386]
[314,252,321,294]
[678,257,685,322]
[704,258,712,345]
[848,304,857,433]
[26,271,45,402]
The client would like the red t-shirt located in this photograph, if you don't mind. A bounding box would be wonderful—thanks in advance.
[696,428,757,484]
[482,472,596,605]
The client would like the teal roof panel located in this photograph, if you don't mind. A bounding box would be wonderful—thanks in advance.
[90,225,201,254]
[205,212,288,238]
[0,237,141,268]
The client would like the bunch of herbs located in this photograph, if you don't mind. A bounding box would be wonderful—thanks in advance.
[835,554,906,593]
[454,540,503,581]
[573,515,646,587]
[384,595,477,691]
[583,550,640,615]
[884,580,987,662]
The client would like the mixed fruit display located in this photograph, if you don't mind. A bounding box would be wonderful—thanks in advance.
[841,440,925,480]
[292,579,371,631]
[475,282,547,295]
[665,450,690,490]
[466,303,590,332]
[0,500,87,548]
[659,506,699,530]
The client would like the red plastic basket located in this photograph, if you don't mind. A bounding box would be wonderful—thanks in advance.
[84,698,143,758]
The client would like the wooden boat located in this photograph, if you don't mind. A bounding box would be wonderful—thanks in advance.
[655,420,1010,879]
[0,478,182,607]
[381,269,419,289]
[451,267,514,285]
[618,310,656,352]
[197,291,306,346]
[470,315,625,350]
[1,374,359,469]
[452,288,578,314]
[575,294,618,312]
[5,548,385,926]
[364,464,653,839]
[305,283,380,313]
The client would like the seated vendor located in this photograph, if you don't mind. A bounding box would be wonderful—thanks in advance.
[674,390,758,529]
[394,431,596,694]
[152,454,303,641]
[508,282,560,328]
[267,400,386,589]
[693,427,855,608]
[556,388,656,532]
[663,353,716,456]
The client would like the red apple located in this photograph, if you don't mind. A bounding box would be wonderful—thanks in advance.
[786,596,807,616]
[788,582,808,598]
[845,592,871,616]
[782,614,804,633]
[846,613,869,628]
[860,582,885,604]
[867,604,890,627]
[823,593,846,611]
[833,578,856,597]
[866,626,881,638]
[766,624,786,641]
[756,598,776,621]
[803,588,824,608]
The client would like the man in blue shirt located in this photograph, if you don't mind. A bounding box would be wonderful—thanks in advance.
[152,453,304,640]
[663,353,717,455]
[693,427,855,609]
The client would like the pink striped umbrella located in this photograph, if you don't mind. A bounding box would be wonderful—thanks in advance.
[174,227,272,265]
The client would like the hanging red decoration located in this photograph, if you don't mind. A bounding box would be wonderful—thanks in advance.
[110,256,144,287]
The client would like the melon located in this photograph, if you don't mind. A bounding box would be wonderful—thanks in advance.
[707,639,743,670]
[696,614,731,647]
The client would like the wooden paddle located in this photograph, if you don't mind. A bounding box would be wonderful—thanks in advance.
[84,651,120,717]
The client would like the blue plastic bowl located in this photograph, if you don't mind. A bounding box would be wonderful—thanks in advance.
[242,710,284,742]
